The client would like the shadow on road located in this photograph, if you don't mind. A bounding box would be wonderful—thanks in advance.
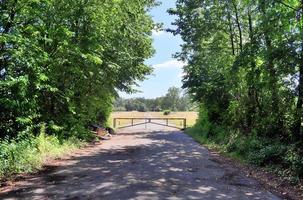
[0,129,279,200]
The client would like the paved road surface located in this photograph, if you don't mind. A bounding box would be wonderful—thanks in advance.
[0,124,280,200]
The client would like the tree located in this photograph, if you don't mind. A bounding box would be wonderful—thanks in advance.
[162,87,181,111]
[169,0,303,179]
[113,87,192,112]
[169,0,301,139]
[0,0,157,139]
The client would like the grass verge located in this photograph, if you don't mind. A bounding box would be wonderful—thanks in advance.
[0,130,85,181]
[186,126,303,200]
[186,125,303,185]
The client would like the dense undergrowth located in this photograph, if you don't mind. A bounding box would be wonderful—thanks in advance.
[0,125,85,180]
[187,108,303,185]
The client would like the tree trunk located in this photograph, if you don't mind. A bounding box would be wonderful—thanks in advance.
[227,10,235,56]
[257,1,282,135]
[233,1,243,52]
[264,34,282,134]
[295,62,303,138]
[246,10,258,133]
[294,0,303,140]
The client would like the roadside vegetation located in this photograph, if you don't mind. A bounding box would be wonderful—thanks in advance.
[0,125,84,180]
[187,118,303,184]
[0,0,157,179]
[170,1,303,183]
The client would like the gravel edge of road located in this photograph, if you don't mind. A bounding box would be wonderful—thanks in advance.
[0,140,103,193]
[1,131,302,200]
[188,137,303,200]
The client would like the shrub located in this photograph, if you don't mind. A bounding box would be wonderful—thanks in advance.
[163,110,171,115]
[0,128,84,180]
[187,103,303,181]
[284,146,303,177]
[196,104,211,135]
[247,142,287,166]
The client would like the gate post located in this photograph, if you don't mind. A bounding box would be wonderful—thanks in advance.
[113,118,116,128]
[183,119,187,129]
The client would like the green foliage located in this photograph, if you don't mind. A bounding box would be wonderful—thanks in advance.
[0,0,156,179]
[172,0,303,181]
[188,122,303,182]
[187,104,303,182]
[115,87,195,112]
[163,110,171,115]
[171,0,303,137]
[195,104,211,136]
[0,133,83,179]
[0,0,156,139]
[247,143,286,166]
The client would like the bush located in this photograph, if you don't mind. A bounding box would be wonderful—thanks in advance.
[247,142,287,166]
[284,146,303,178]
[186,101,303,182]
[0,128,84,180]
[196,104,211,135]
[163,110,171,115]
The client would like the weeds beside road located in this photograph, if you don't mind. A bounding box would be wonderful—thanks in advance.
[0,129,84,181]
[186,126,303,200]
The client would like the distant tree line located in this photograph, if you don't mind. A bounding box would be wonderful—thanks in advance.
[114,87,195,112]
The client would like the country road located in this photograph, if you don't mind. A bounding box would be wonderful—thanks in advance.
[0,124,280,200]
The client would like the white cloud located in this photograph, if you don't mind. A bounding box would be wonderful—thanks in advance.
[152,30,167,37]
[152,60,186,69]
[178,71,187,78]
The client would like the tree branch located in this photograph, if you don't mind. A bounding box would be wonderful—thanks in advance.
[276,1,299,11]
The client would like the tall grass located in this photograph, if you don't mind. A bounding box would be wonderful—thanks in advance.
[0,126,84,180]
[186,105,303,184]
[187,124,303,184]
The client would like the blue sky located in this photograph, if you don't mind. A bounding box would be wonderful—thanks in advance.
[120,0,184,99]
